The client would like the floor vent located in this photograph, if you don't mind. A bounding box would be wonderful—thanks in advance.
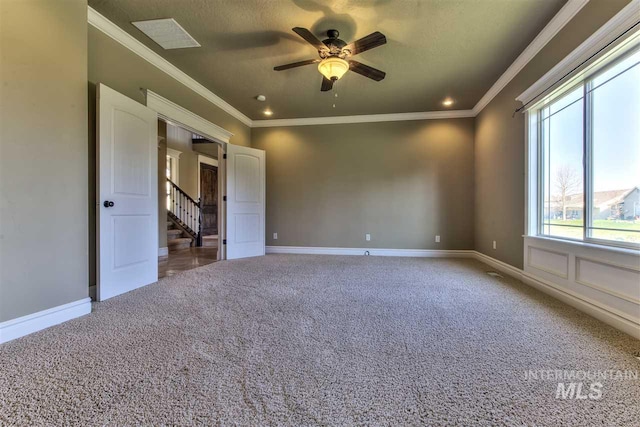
[487,271,503,278]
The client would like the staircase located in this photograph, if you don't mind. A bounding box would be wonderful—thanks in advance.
[167,220,193,252]
[166,178,202,252]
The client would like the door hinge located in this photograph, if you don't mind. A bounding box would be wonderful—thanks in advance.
[223,154,227,159]
[223,196,227,202]
[223,239,227,245]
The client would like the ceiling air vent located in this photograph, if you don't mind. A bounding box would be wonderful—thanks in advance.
[132,18,200,50]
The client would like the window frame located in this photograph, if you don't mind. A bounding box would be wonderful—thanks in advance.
[531,45,640,251]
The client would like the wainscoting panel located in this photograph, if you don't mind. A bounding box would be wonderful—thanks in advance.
[523,236,640,333]
[575,257,640,304]
[527,246,569,279]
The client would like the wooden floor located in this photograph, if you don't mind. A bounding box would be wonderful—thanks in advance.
[158,247,218,278]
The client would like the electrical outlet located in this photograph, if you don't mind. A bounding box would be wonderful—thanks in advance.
[365,233,371,241]
[435,235,440,243]
[273,232,278,240]
[493,240,497,250]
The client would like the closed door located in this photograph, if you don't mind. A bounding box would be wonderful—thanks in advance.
[226,144,265,259]
[97,83,158,301]
[200,163,218,236]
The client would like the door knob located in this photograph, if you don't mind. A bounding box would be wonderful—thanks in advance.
[103,201,115,208]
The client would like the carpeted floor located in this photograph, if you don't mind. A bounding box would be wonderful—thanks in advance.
[1,255,638,426]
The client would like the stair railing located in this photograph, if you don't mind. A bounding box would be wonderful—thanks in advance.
[167,179,202,245]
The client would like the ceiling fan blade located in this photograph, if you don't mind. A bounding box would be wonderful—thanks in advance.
[292,27,327,51]
[345,31,387,56]
[321,77,334,92]
[349,60,386,81]
[274,59,321,71]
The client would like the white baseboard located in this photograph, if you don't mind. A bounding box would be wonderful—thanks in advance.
[158,247,169,258]
[266,245,638,339]
[0,298,92,344]
[2,250,635,344]
[266,245,475,258]
[473,251,640,340]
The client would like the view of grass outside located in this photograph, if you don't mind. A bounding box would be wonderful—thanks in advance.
[545,219,640,243]
[540,50,639,247]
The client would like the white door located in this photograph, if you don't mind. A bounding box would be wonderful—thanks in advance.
[226,144,265,259]
[97,84,158,301]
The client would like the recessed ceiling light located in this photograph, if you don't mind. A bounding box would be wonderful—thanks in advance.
[263,110,273,116]
[256,95,267,102]
[132,18,200,50]
[442,98,455,107]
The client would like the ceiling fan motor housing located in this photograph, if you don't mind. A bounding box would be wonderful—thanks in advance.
[322,29,348,57]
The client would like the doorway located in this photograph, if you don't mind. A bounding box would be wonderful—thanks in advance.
[146,89,264,261]
[199,162,219,249]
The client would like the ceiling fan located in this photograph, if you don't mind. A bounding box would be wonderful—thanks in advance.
[274,28,387,91]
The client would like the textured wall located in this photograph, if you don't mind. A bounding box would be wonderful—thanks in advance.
[474,0,631,268]
[0,0,89,322]
[252,119,475,250]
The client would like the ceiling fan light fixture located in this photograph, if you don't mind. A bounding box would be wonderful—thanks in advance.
[318,57,349,81]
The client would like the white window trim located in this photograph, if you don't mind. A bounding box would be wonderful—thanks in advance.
[523,4,640,251]
[527,49,640,251]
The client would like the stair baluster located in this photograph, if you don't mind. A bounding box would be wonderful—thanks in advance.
[166,178,201,246]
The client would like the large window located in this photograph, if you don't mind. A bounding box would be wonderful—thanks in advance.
[536,47,640,248]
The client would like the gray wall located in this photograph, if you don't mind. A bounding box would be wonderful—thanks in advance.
[474,0,631,268]
[252,119,475,250]
[0,0,89,322]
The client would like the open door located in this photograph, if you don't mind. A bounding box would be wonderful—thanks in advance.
[226,144,265,259]
[97,84,158,301]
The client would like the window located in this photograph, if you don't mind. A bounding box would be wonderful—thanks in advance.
[166,156,173,209]
[534,47,640,249]
[165,148,181,210]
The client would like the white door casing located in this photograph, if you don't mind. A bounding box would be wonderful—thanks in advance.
[226,144,265,259]
[97,84,158,301]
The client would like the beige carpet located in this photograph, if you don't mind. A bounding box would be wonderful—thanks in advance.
[1,255,638,426]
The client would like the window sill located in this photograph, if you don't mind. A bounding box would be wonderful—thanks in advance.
[523,235,640,257]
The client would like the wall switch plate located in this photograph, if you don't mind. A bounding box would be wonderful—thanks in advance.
[365,233,371,241]
[493,240,497,250]
[273,233,278,240]
[435,235,440,243]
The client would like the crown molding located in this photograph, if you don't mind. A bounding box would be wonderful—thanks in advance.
[471,0,589,115]
[89,1,588,128]
[516,0,640,106]
[88,6,252,127]
[251,109,475,128]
